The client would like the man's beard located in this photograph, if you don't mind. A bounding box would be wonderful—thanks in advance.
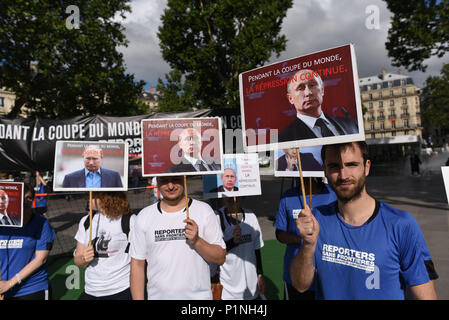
[329,175,366,204]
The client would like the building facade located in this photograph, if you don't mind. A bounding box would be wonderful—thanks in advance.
[359,69,423,164]
[0,87,16,116]
[140,87,160,112]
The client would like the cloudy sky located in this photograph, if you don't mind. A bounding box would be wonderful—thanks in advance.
[117,0,448,89]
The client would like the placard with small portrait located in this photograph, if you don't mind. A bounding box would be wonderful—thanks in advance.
[141,117,224,177]
[53,141,128,191]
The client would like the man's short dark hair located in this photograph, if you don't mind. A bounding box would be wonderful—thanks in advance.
[321,141,369,165]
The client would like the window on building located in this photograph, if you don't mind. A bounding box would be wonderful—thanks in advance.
[0,97,4,107]
[391,121,396,129]
[390,100,394,106]
[402,88,406,95]
[378,92,382,98]
[369,94,373,99]
[369,102,373,109]
[404,119,409,127]
[371,133,375,139]
[392,131,396,136]
[380,122,385,129]
[390,90,394,97]
[379,101,383,108]
[404,130,409,135]
[402,98,407,105]
[390,109,396,116]
[370,123,375,130]
[402,108,408,115]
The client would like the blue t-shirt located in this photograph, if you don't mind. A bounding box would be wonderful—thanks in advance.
[274,184,337,285]
[312,200,432,300]
[33,184,47,208]
[0,213,55,298]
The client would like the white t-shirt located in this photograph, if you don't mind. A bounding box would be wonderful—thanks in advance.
[214,207,264,300]
[130,199,226,300]
[75,213,136,297]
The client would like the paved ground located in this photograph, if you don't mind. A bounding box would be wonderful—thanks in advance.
[45,149,449,299]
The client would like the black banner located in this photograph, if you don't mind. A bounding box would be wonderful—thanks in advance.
[0,109,242,172]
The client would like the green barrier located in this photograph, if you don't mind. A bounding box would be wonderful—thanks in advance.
[47,239,285,300]
[48,257,85,300]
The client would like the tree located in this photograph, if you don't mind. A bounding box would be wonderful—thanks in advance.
[0,0,146,118]
[156,68,196,112]
[157,0,293,110]
[384,0,449,72]
[421,63,449,129]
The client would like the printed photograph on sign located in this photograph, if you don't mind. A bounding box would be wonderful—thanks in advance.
[141,117,223,177]
[203,153,261,199]
[275,146,324,178]
[239,44,365,152]
[53,141,128,191]
[0,182,24,228]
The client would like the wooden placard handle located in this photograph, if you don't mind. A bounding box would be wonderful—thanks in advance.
[296,148,309,209]
[309,177,313,209]
[233,196,239,225]
[184,175,189,219]
[88,191,93,247]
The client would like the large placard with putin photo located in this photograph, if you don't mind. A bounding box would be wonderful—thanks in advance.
[0,182,24,228]
[53,141,128,192]
[239,43,365,152]
[141,117,224,177]
[275,145,324,178]
[202,153,261,199]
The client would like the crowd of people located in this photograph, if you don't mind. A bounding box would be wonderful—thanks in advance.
[0,141,439,300]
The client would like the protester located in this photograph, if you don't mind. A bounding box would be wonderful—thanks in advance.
[129,176,226,300]
[0,183,55,300]
[32,171,48,216]
[290,141,438,299]
[410,150,422,175]
[275,177,337,300]
[131,165,141,194]
[210,196,265,300]
[74,191,135,300]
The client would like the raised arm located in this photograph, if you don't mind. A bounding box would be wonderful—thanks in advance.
[184,218,226,265]
[289,207,320,293]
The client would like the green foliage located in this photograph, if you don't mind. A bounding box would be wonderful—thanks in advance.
[156,68,196,112]
[157,0,293,110]
[422,63,449,129]
[385,0,449,72]
[0,0,146,118]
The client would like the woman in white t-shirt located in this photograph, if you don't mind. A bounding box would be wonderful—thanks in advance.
[74,192,135,300]
[211,197,265,300]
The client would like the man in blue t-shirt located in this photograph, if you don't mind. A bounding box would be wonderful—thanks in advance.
[290,141,438,300]
[275,177,336,300]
